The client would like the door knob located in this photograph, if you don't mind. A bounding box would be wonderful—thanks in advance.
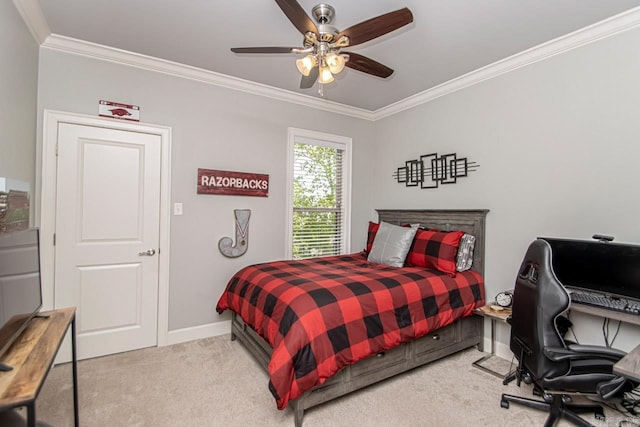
[138,249,156,256]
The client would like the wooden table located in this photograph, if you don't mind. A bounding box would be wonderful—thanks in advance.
[0,307,78,427]
[473,304,512,378]
[614,343,640,382]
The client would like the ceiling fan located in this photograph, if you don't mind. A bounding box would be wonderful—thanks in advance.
[231,1,414,93]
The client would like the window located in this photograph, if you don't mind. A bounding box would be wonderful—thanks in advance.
[286,128,351,259]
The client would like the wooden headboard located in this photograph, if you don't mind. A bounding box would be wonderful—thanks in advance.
[376,209,489,276]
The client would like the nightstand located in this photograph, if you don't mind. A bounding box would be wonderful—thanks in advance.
[473,304,512,378]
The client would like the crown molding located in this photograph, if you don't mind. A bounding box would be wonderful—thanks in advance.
[13,0,50,44]
[41,34,375,121]
[371,6,640,120]
[19,1,640,122]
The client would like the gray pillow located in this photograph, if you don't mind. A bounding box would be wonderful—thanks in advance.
[367,221,418,267]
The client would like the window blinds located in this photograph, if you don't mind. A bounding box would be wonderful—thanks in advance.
[292,142,344,259]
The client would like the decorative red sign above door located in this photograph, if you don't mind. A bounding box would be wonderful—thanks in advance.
[98,100,140,121]
[197,168,269,197]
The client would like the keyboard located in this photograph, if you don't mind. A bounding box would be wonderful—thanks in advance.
[570,292,640,315]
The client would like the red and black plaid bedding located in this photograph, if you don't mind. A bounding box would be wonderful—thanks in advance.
[216,252,485,410]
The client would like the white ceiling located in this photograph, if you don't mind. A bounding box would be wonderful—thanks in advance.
[25,0,640,111]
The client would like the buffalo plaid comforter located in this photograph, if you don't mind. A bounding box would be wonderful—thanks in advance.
[216,252,485,410]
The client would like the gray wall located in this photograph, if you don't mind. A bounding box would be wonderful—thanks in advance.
[372,26,640,353]
[36,49,375,331]
[0,1,39,202]
[25,8,640,353]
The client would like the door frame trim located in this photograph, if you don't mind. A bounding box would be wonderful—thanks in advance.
[40,110,172,347]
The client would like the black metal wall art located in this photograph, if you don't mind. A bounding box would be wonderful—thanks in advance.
[393,153,479,189]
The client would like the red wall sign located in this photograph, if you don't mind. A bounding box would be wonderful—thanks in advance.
[197,168,269,197]
[98,100,140,121]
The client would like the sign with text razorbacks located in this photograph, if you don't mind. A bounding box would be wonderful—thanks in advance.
[197,168,269,197]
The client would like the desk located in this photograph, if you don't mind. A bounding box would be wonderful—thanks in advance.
[473,304,512,378]
[614,344,640,382]
[570,303,640,327]
[570,303,640,382]
[0,307,78,427]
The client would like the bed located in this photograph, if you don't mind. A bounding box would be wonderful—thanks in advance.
[216,209,488,426]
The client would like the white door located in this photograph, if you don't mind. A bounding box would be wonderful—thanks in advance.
[54,123,161,359]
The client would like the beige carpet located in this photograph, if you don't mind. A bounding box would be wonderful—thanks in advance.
[28,334,637,427]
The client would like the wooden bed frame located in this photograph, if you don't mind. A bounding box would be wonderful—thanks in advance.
[230,209,489,427]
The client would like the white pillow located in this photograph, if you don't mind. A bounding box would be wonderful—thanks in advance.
[456,233,476,272]
[367,221,418,267]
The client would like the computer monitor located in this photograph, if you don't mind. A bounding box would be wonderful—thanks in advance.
[541,237,640,301]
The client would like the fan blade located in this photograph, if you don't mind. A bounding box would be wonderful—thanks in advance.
[337,8,413,47]
[300,67,319,89]
[231,47,299,54]
[275,0,318,35]
[344,52,393,78]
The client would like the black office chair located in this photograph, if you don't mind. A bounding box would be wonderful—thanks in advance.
[500,239,631,427]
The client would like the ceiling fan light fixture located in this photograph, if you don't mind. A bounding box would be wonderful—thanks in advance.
[318,65,334,84]
[231,2,413,91]
[296,54,317,76]
[325,52,345,74]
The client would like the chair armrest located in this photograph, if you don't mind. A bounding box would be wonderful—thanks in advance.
[544,344,626,362]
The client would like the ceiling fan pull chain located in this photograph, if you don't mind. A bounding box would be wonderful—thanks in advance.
[318,83,324,97]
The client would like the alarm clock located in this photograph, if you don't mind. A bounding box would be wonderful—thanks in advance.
[495,291,513,308]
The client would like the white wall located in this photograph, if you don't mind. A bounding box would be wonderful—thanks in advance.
[36,50,375,332]
[372,26,640,354]
[0,1,38,207]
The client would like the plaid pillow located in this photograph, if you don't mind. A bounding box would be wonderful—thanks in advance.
[365,221,380,253]
[405,229,465,274]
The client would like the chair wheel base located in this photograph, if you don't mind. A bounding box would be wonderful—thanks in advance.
[500,393,603,427]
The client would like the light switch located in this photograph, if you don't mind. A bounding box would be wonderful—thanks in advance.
[173,202,183,215]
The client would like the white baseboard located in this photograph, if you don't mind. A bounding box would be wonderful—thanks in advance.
[481,331,514,362]
[166,319,516,362]
[494,340,514,362]
[165,320,231,346]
